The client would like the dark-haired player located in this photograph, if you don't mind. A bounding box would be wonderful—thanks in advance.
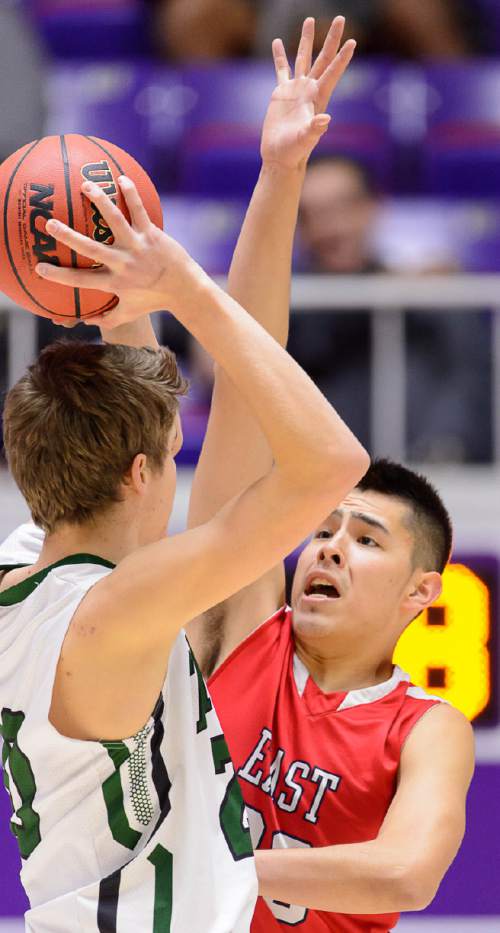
[182,17,475,933]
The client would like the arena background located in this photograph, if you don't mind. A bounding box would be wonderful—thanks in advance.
[0,1,499,930]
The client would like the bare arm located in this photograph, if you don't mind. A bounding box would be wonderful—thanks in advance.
[255,703,474,914]
[186,17,358,672]
[40,176,367,739]
[101,315,159,350]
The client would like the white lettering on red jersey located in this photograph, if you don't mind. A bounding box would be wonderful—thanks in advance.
[209,606,444,933]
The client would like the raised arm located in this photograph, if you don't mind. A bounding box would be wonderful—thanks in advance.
[255,703,474,915]
[186,17,358,672]
[38,177,368,739]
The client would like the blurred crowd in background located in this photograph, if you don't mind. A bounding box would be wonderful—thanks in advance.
[147,0,487,61]
[1,0,499,464]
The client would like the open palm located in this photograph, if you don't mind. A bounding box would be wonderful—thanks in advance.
[261,16,356,170]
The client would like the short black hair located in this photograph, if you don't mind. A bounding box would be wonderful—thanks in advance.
[356,459,452,573]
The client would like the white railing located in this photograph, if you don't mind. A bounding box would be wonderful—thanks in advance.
[289,275,500,464]
[2,274,500,461]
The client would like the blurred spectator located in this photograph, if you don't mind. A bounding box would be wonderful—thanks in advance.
[147,0,257,60]
[289,156,492,461]
[146,0,480,61]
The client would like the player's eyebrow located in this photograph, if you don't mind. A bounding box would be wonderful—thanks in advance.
[330,508,390,536]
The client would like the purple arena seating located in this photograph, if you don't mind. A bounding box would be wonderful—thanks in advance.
[177,62,393,198]
[422,64,500,196]
[31,0,150,60]
[176,63,275,198]
[46,63,184,188]
[372,198,500,273]
[160,196,246,274]
[320,62,394,186]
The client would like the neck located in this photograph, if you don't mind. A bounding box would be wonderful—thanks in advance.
[37,508,144,570]
[294,637,395,694]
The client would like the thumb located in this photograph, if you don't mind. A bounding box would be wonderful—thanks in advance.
[310,113,331,135]
[299,113,331,148]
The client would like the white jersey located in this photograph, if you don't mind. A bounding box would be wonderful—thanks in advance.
[0,523,257,932]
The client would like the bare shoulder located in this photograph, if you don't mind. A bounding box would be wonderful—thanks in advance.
[401,701,475,777]
[408,701,474,740]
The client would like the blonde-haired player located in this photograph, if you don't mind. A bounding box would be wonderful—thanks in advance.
[0,22,365,932]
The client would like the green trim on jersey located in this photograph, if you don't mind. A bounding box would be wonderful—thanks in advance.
[101,740,143,851]
[0,554,115,607]
[148,844,173,931]
[1,708,41,859]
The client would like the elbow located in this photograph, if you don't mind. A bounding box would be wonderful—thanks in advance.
[348,442,371,483]
[395,868,439,912]
[320,438,370,493]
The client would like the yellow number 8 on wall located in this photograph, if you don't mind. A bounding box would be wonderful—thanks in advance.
[394,563,491,722]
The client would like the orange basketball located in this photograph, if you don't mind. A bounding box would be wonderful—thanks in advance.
[0,134,163,319]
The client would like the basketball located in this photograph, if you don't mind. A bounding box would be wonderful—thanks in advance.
[0,134,163,319]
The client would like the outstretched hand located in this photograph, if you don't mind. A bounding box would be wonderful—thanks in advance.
[261,16,356,171]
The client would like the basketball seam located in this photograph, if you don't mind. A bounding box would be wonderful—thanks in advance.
[59,135,81,319]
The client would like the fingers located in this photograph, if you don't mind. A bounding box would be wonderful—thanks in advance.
[44,218,124,270]
[294,17,315,79]
[36,262,114,293]
[81,179,135,248]
[310,15,346,81]
[316,38,356,111]
[272,38,290,84]
[118,176,151,233]
[49,314,80,327]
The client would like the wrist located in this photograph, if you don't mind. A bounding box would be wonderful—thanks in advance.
[102,316,159,350]
[167,263,214,322]
[259,160,307,183]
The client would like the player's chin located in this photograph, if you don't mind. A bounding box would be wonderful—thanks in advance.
[292,595,343,632]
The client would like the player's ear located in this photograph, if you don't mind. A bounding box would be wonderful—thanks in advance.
[402,570,442,618]
[123,453,148,494]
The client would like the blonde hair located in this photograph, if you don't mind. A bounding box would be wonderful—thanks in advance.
[3,340,188,533]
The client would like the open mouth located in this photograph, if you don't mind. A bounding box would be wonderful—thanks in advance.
[304,578,340,600]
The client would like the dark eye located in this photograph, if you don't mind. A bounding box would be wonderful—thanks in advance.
[315,529,332,539]
[358,535,377,547]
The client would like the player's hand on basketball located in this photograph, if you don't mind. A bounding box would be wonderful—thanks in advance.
[36,177,207,329]
[261,16,356,171]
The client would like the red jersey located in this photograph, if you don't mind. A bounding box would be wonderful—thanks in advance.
[208,607,442,933]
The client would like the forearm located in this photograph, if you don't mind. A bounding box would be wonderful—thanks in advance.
[188,163,305,527]
[225,161,305,346]
[255,841,421,915]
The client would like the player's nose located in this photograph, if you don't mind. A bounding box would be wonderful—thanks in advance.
[318,538,346,568]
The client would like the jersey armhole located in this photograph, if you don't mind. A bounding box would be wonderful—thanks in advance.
[208,605,290,688]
